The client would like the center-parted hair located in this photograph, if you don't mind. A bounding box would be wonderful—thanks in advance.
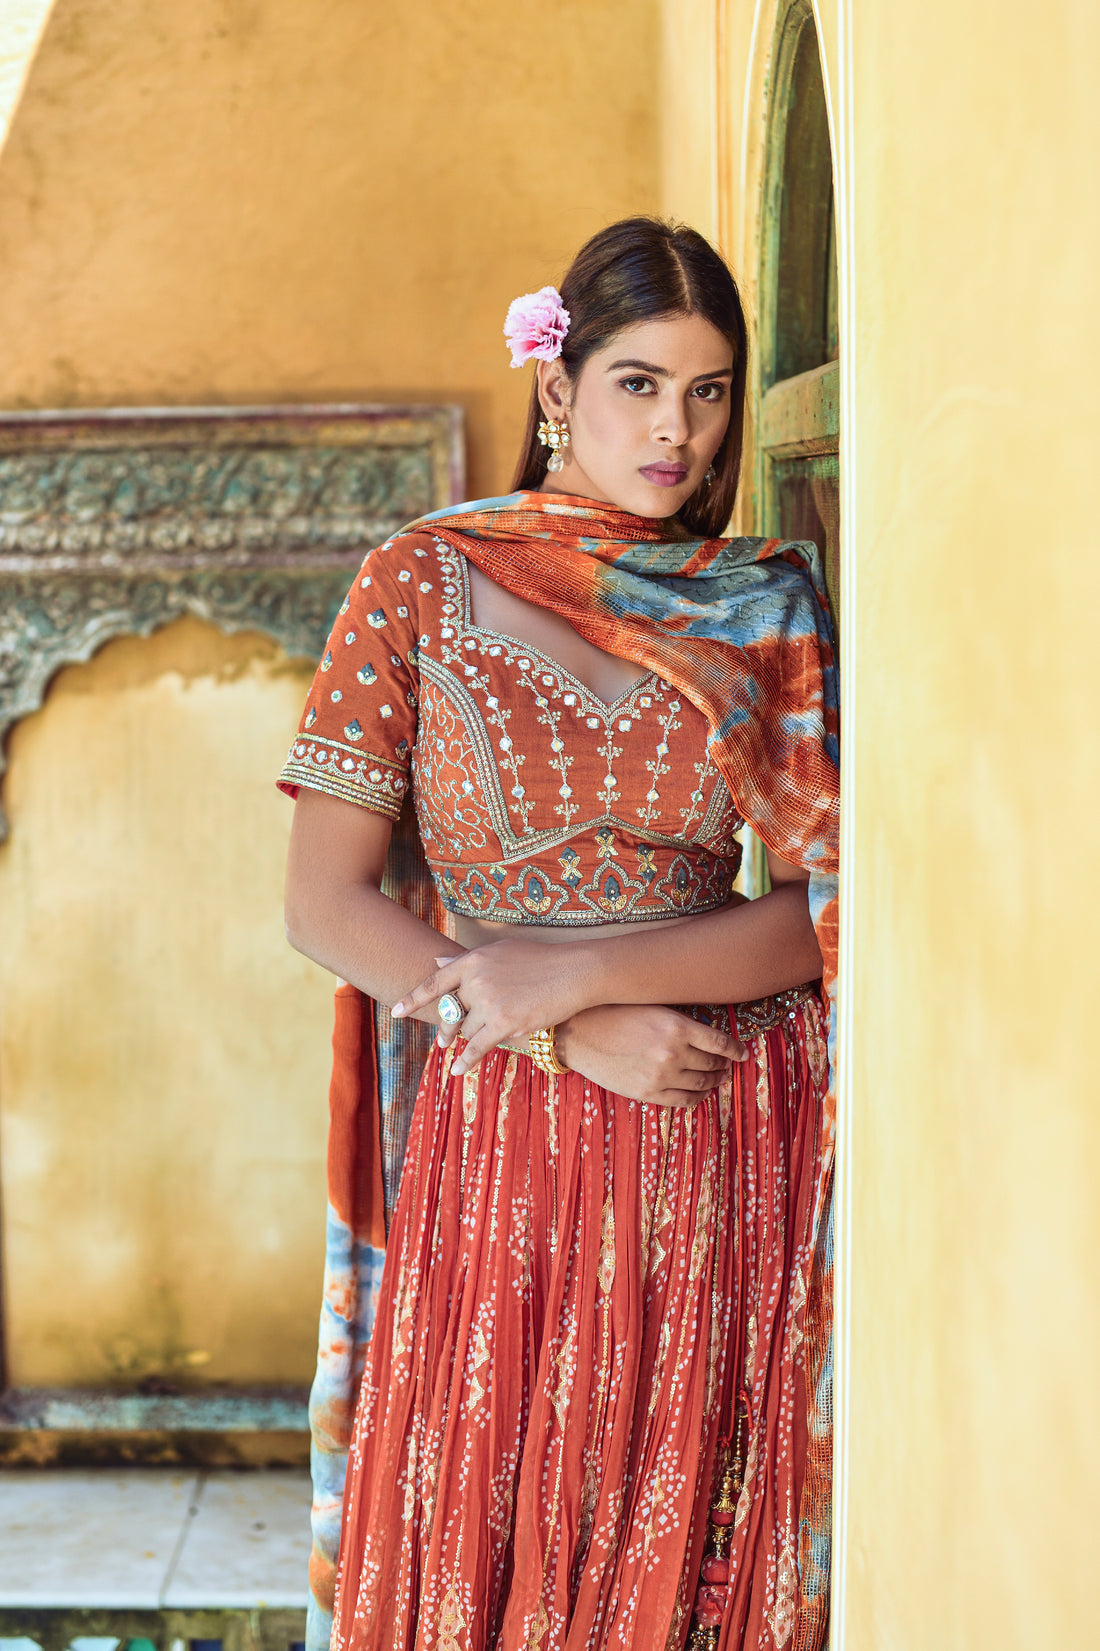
[511,217,749,539]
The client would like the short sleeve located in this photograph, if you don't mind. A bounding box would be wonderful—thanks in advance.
[277,538,423,821]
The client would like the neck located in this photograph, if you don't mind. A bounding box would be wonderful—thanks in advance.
[532,478,690,539]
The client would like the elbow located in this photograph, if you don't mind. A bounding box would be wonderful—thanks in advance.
[283,883,321,960]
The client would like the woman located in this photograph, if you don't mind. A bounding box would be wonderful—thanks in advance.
[280,218,839,1651]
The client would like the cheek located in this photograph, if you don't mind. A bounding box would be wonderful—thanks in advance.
[577,391,645,451]
[699,403,731,455]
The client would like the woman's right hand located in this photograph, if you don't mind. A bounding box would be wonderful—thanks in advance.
[554,1004,744,1107]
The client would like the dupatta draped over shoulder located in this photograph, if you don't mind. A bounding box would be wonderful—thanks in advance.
[300,492,840,1646]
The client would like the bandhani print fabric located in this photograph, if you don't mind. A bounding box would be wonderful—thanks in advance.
[280,493,839,1651]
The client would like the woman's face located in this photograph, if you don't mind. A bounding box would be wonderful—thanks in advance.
[536,311,734,521]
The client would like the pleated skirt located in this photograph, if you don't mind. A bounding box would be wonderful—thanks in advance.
[331,990,829,1651]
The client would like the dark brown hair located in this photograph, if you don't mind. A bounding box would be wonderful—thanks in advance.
[510,217,749,537]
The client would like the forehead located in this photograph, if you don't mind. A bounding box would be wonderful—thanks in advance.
[592,312,734,373]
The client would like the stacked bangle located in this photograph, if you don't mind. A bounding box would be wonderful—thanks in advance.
[528,1026,568,1076]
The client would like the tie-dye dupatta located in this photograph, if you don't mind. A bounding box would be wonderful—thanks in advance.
[303,491,840,1648]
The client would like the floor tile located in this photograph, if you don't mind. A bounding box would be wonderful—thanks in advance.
[162,1471,311,1607]
[0,1471,197,1607]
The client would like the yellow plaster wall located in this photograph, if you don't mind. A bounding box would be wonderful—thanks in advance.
[0,624,330,1384]
[0,0,661,1384]
[664,0,1100,1644]
[840,6,1099,1646]
[0,0,661,499]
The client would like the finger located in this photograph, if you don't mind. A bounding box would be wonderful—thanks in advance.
[681,1051,735,1075]
[449,1030,502,1083]
[435,1022,460,1050]
[688,1067,727,1092]
[391,955,464,1018]
[690,1021,747,1062]
[450,1016,490,1078]
[650,1089,703,1109]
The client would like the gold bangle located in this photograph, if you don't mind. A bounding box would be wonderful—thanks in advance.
[528,1026,568,1076]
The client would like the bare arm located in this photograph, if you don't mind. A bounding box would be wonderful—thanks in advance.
[570,853,822,1008]
[284,789,465,1024]
[394,851,821,1074]
[284,789,739,1104]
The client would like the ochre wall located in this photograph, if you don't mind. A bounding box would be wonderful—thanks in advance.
[0,0,660,496]
[840,5,1099,1646]
[0,625,328,1384]
[0,0,661,1384]
[663,1,1100,1646]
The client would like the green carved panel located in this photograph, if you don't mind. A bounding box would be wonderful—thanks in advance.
[0,404,464,837]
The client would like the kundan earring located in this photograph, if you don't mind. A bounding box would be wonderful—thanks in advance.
[704,465,716,487]
[537,417,571,473]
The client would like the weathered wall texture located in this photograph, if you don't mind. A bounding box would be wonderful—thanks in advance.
[0,0,660,497]
[0,624,328,1384]
[840,6,1098,1647]
[663,1,1100,1646]
[0,0,661,1384]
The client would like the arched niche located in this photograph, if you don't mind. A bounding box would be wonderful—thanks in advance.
[0,404,463,837]
[0,401,461,1456]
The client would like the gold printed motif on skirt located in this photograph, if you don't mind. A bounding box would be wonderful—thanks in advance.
[391,1260,412,1357]
[437,1581,467,1651]
[806,1010,828,1087]
[551,1325,576,1429]
[597,1195,616,1295]
[766,1538,797,1647]
[718,1071,733,1128]
[743,1310,759,1388]
[496,1052,518,1144]
[689,1171,713,1282]
[402,1429,418,1521]
[462,1067,480,1126]
[526,1599,550,1650]
[576,1461,600,1559]
[755,1051,770,1117]
[649,1181,673,1278]
[469,1322,491,1410]
[735,1427,760,1531]
[788,1265,808,1364]
[642,1470,666,1556]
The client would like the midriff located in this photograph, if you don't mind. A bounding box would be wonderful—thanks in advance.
[452,895,746,951]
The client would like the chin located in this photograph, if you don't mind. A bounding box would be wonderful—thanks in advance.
[620,482,696,520]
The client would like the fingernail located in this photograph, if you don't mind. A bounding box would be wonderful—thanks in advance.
[392,1002,405,1018]
[452,1060,467,1077]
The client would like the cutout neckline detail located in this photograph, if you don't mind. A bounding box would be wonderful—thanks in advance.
[458,556,655,712]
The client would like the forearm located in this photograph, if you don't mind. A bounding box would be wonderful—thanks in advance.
[285,880,464,1025]
[568,884,822,1012]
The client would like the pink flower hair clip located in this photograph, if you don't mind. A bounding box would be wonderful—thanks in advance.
[503,285,570,369]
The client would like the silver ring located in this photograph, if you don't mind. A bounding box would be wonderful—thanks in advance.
[437,993,465,1027]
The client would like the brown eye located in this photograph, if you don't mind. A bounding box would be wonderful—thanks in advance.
[620,376,655,394]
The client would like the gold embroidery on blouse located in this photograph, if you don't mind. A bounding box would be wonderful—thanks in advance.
[280,736,407,819]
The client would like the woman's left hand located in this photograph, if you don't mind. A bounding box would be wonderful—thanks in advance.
[391,938,599,1076]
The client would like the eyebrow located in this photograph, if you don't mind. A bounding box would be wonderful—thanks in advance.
[605,358,734,381]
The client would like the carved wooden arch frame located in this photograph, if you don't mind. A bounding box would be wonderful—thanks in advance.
[0,403,465,838]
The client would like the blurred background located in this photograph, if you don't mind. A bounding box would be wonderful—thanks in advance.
[0,1,1096,1647]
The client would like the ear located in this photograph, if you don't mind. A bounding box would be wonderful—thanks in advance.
[536,358,571,421]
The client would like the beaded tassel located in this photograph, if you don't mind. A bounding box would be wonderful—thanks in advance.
[687,1439,743,1649]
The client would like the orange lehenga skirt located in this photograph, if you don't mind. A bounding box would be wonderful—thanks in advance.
[331,989,830,1651]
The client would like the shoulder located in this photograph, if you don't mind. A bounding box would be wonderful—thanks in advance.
[357,529,447,587]
[344,530,456,638]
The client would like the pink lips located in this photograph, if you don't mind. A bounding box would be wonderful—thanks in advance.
[639,462,689,488]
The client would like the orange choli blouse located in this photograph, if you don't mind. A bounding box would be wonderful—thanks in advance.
[279,530,744,926]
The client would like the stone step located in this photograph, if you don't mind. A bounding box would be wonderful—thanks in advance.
[0,1470,311,1610]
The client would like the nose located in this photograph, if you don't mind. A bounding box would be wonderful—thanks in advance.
[651,389,691,448]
